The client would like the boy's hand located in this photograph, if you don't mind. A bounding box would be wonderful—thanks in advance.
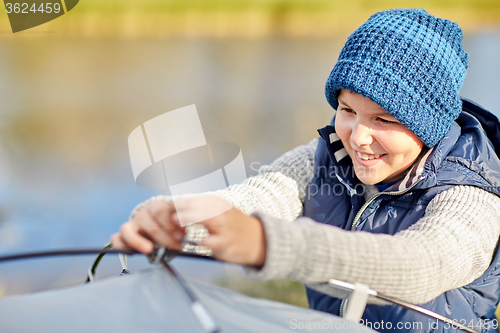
[173,196,266,267]
[111,200,185,254]
[111,197,266,267]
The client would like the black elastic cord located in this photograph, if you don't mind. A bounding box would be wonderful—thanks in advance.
[86,243,115,283]
[0,248,215,263]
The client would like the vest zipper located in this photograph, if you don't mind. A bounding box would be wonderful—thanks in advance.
[350,177,424,231]
[339,298,347,318]
[339,176,425,317]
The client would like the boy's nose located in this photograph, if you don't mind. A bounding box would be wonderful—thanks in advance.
[350,123,373,147]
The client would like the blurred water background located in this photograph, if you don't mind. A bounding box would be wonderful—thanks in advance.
[0,0,498,307]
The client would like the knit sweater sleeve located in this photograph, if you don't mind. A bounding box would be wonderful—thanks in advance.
[245,185,500,305]
[210,138,317,221]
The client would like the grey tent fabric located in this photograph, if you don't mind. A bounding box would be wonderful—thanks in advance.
[0,266,375,333]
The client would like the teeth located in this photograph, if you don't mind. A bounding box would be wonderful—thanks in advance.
[357,152,382,160]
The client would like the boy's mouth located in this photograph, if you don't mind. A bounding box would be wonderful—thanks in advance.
[356,151,386,161]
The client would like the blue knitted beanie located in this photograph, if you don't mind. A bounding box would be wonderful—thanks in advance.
[325,9,468,147]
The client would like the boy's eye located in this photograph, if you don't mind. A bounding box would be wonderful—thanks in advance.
[340,107,354,114]
[378,117,396,124]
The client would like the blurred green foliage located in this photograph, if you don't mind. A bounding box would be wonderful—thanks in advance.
[75,0,500,13]
[1,0,498,37]
[215,277,309,308]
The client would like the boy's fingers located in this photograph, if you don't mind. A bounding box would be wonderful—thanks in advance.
[119,221,154,254]
[134,210,185,251]
[110,232,126,249]
[144,203,177,237]
[146,228,184,251]
[147,201,178,230]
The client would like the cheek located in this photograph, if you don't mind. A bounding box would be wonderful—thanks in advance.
[380,133,423,160]
[334,115,351,142]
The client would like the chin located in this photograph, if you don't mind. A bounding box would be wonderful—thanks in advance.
[355,176,379,185]
[360,179,378,185]
[354,168,383,185]
[353,162,382,182]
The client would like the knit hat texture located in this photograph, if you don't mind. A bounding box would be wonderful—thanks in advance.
[325,8,468,147]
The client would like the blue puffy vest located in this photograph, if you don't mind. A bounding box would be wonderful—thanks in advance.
[303,100,500,333]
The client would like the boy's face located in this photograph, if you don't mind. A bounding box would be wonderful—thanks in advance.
[335,89,424,185]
